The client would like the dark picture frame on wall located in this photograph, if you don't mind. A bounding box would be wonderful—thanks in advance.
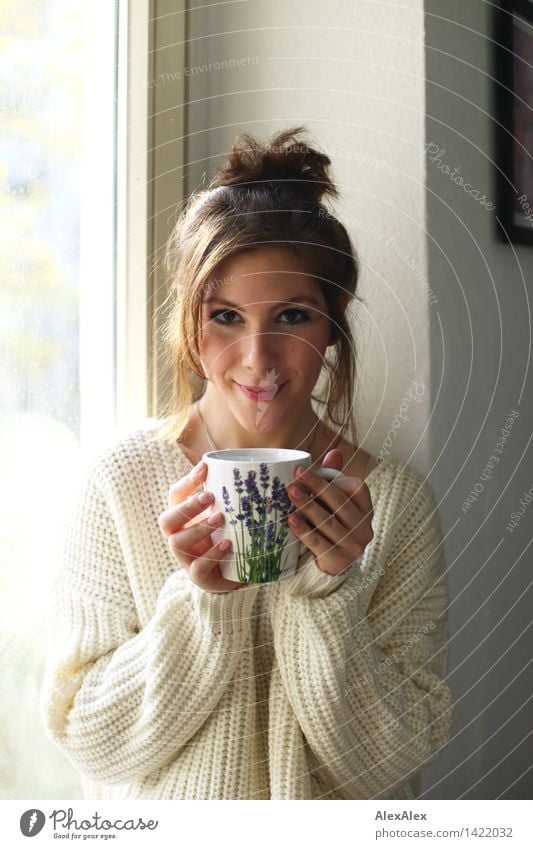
[494,0,533,245]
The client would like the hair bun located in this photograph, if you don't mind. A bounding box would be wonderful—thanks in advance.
[208,125,339,205]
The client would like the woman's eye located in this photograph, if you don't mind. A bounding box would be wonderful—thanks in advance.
[208,309,240,324]
[278,309,310,324]
[206,307,310,325]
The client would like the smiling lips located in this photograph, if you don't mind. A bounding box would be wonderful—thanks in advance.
[237,381,287,401]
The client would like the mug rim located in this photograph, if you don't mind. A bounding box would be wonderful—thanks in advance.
[202,448,311,463]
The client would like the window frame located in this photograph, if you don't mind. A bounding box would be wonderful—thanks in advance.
[115,0,187,431]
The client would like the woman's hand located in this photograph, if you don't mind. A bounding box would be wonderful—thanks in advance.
[287,449,374,576]
[158,460,247,593]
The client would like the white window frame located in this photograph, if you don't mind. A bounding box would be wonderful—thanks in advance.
[80,0,186,451]
[116,0,187,428]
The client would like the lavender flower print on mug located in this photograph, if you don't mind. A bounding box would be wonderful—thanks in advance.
[202,448,342,583]
[221,464,294,582]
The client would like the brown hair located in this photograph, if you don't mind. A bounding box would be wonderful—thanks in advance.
[153,125,362,446]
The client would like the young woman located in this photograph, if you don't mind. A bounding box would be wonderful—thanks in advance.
[40,126,452,800]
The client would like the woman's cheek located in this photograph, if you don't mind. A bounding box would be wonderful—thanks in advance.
[198,324,224,361]
[285,329,329,369]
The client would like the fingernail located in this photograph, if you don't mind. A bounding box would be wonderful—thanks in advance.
[207,511,223,526]
[295,467,309,480]
[219,538,232,552]
[198,490,214,505]
[190,461,206,479]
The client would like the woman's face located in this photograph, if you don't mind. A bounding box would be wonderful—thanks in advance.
[199,246,335,434]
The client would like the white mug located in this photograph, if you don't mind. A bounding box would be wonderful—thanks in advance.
[201,447,342,583]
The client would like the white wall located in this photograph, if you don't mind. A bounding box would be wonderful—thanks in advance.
[425,1,533,798]
[186,0,431,469]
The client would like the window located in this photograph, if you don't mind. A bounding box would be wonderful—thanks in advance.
[0,0,187,798]
[0,0,116,798]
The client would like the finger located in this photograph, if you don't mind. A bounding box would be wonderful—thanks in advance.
[291,467,356,517]
[189,539,248,593]
[289,487,364,546]
[159,490,215,536]
[322,449,344,470]
[168,461,207,508]
[323,477,374,545]
[333,475,374,524]
[172,528,223,562]
[167,511,224,559]
[188,530,217,558]
[294,466,373,520]
[287,513,351,571]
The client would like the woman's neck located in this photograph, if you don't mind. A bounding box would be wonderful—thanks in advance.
[177,397,345,470]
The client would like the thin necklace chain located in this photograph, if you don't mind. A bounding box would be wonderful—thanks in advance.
[196,398,320,457]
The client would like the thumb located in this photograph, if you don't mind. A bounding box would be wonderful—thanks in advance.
[322,448,344,471]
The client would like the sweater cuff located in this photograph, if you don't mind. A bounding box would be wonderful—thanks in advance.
[189,579,260,635]
[277,547,363,599]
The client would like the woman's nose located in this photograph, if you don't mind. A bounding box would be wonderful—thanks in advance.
[240,331,280,371]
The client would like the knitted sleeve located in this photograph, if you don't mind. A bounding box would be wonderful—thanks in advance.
[268,463,452,799]
[39,461,260,786]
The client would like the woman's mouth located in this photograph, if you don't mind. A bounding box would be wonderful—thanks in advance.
[236,381,288,402]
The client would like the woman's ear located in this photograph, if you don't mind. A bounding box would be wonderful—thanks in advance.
[328,293,350,346]
[338,292,349,311]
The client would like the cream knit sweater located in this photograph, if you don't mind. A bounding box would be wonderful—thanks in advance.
[40,421,452,800]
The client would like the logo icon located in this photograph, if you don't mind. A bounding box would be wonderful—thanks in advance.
[20,810,46,837]
[255,367,281,425]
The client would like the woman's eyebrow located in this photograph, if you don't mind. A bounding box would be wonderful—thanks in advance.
[203,295,321,308]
